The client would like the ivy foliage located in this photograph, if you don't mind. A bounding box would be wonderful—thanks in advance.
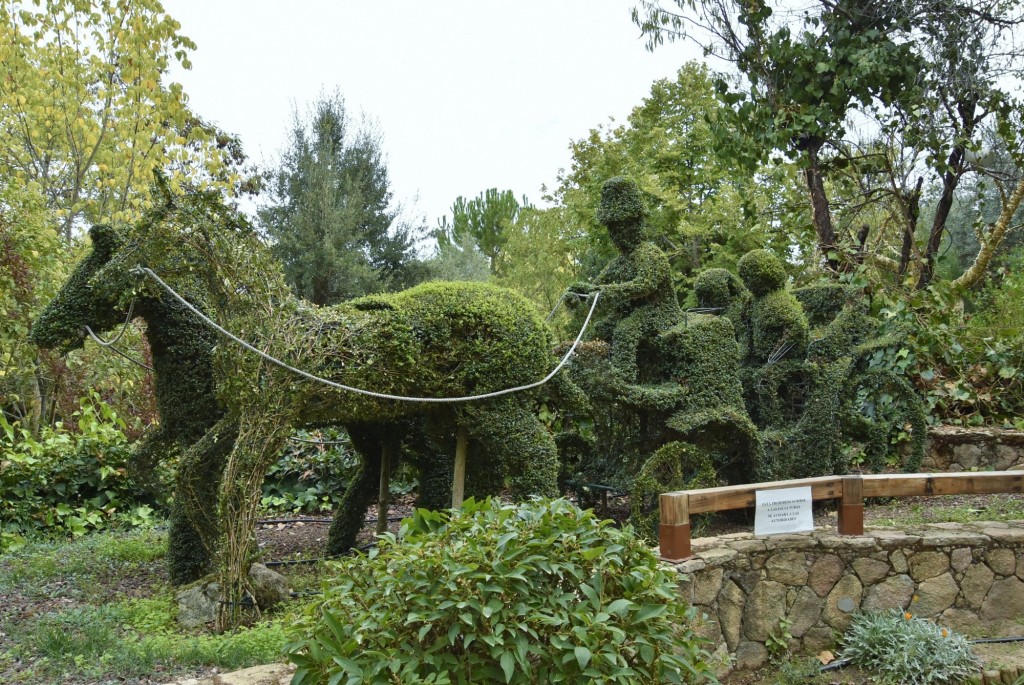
[288,498,717,685]
[0,391,154,553]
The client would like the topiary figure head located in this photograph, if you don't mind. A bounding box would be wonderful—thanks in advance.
[738,249,787,297]
[596,177,646,252]
[31,224,129,353]
[694,268,747,310]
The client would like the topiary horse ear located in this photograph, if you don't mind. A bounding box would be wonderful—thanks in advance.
[89,224,123,256]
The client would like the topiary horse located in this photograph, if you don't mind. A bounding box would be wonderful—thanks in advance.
[36,208,565,628]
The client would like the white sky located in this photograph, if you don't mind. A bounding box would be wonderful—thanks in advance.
[161,1,703,230]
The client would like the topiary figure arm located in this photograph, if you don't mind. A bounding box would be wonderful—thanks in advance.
[597,244,672,302]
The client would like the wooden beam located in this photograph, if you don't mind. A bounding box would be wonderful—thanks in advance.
[862,472,1024,498]
[678,476,844,515]
[451,426,468,509]
[376,444,391,536]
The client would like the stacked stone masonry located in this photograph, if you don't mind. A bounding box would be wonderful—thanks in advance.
[673,522,1024,672]
[924,426,1024,472]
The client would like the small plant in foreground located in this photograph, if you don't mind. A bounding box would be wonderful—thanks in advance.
[841,609,980,685]
[765,617,793,664]
[287,497,717,684]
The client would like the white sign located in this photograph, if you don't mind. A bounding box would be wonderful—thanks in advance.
[754,486,814,536]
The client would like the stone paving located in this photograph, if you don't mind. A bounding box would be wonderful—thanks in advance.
[163,664,293,685]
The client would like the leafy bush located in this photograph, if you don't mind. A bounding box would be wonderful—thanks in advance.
[287,498,716,685]
[841,610,980,685]
[261,429,360,512]
[873,278,1024,427]
[0,391,158,551]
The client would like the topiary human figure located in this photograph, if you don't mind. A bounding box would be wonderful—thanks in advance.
[570,177,682,383]
[737,249,808,364]
[719,249,927,480]
[694,267,750,345]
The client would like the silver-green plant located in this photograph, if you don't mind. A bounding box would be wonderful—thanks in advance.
[841,609,980,685]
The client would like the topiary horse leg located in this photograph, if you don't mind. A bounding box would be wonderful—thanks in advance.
[464,400,559,500]
[216,407,293,631]
[404,423,454,511]
[326,424,386,556]
[168,417,238,585]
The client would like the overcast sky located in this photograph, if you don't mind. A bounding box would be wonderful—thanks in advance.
[161,1,703,230]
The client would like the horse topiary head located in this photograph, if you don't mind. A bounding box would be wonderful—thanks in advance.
[31,224,133,353]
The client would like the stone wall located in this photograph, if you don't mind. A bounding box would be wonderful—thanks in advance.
[674,522,1024,672]
[924,426,1024,472]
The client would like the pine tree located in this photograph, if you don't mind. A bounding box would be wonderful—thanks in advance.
[258,92,419,305]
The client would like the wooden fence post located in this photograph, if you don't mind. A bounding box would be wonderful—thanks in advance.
[838,475,864,536]
[659,493,691,561]
[377,444,391,535]
[452,426,468,508]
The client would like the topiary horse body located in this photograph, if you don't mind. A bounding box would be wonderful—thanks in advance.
[34,223,562,620]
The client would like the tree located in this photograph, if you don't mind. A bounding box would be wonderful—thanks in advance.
[498,206,583,313]
[632,0,1024,286]
[0,0,245,241]
[422,232,492,283]
[552,62,807,292]
[435,188,529,275]
[258,93,420,306]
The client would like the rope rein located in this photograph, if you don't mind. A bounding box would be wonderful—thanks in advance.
[84,327,155,371]
[82,300,155,370]
[83,299,136,347]
[132,266,601,404]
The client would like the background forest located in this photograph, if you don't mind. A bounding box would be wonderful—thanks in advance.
[1,0,1024,554]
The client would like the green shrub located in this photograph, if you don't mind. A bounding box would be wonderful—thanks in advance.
[0,391,157,551]
[841,610,980,685]
[287,498,716,685]
[261,429,360,512]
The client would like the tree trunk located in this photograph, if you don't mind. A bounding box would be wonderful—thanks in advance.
[916,146,965,289]
[25,364,44,438]
[954,176,1024,290]
[897,177,924,278]
[804,140,840,273]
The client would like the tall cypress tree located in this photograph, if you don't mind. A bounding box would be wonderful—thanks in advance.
[259,92,419,305]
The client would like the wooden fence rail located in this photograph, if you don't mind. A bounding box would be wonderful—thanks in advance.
[659,471,1024,561]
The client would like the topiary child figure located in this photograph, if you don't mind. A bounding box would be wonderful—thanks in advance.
[569,177,682,383]
[737,249,809,364]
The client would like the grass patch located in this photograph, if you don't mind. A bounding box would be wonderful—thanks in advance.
[0,526,166,597]
[9,599,295,683]
[871,494,1024,527]
[0,525,325,685]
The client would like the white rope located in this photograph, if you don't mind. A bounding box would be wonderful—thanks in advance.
[83,300,136,347]
[133,266,601,404]
[84,326,154,371]
[82,300,154,370]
